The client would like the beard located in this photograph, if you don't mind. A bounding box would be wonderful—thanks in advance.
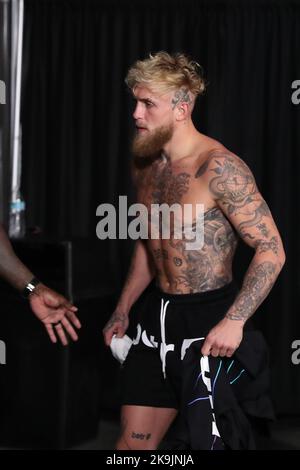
[131,123,174,165]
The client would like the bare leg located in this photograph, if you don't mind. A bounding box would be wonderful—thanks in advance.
[116,405,178,450]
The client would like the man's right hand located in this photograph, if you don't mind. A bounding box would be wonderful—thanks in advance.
[103,310,129,346]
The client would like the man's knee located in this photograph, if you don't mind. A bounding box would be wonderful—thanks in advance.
[116,432,159,450]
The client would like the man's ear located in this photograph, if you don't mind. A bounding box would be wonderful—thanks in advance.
[175,102,189,121]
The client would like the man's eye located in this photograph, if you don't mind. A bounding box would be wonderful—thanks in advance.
[145,101,153,107]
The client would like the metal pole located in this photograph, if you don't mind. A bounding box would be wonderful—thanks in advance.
[0,0,11,227]
[11,0,23,200]
[8,0,25,238]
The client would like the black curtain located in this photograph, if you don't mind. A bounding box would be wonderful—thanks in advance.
[21,0,300,415]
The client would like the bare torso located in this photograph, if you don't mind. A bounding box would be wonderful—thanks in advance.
[137,140,239,294]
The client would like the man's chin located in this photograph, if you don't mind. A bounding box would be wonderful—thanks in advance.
[131,123,173,162]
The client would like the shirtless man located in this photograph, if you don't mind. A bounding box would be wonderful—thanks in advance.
[103,52,285,450]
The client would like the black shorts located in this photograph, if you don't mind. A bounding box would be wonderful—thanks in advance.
[120,281,240,409]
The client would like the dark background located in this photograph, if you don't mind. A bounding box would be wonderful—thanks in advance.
[0,0,299,447]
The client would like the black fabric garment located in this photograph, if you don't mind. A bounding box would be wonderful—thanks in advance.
[178,334,274,450]
[121,281,240,410]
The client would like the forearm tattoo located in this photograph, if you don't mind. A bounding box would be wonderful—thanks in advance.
[103,311,127,332]
[226,260,277,321]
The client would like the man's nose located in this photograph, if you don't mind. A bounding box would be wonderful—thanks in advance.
[133,102,143,121]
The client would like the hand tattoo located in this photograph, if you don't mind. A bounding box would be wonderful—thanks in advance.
[103,311,127,332]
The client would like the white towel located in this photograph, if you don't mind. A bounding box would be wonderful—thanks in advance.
[110,334,133,364]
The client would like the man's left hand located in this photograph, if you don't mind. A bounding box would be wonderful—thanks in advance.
[201,317,244,357]
[29,283,81,345]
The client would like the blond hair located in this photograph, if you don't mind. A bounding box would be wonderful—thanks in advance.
[125,51,206,101]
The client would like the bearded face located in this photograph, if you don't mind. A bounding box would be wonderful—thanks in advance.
[131,122,174,160]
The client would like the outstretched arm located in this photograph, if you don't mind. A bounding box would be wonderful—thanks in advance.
[0,223,34,290]
[0,224,81,345]
[201,151,285,357]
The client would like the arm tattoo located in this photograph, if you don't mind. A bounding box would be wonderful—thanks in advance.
[131,432,151,440]
[208,154,272,239]
[237,201,271,239]
[206,153,283,320]
[209,155,257,211]
[254,236,279,255]
[256,223,270,238]
[103,311,128,332]
[171,88,192,110]
[0,224,34,291]
[226,260,277,321]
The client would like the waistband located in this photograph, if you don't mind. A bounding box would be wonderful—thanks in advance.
[153,280,238,305]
